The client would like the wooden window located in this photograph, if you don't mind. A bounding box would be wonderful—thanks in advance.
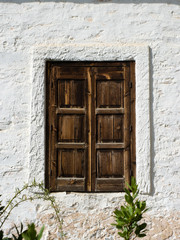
[46,62,136,192]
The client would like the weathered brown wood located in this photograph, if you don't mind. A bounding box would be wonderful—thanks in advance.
[46,61,135,192]
[58,80,85,107]
[97,115,113,143]
[97,115,124,143]
[130,61,136,179]
[96,108,124,115]
[96,143,124,149]
[55,66,85,79]
[58,150,84,177]
[97,81,124,107]
[56,143,86,149]
[58,115,84,142]
[49,65,58,191]
[56,108,85,114]
[94,66,127,192]
[91,67,96,192]
[97,150,123,178]
[96,67,124,80]
[56,178,85,192]
[124,64,131,185]
[95,178,125,192]
[87,67,92,192]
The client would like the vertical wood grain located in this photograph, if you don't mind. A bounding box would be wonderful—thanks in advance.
[124,64,131,185]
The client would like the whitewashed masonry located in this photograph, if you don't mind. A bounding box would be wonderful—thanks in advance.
[0,1,180,239]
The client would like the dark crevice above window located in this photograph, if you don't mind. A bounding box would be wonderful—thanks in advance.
[1,0,179,5]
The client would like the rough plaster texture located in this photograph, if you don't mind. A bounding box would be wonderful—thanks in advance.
[30,44,150,193]
[0,0,180,239]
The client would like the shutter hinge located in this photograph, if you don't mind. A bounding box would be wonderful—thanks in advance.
[51,125,53,131]
[129,82,132,88]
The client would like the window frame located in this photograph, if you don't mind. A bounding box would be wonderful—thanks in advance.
[29,45,151,194]
[45,61,136,192]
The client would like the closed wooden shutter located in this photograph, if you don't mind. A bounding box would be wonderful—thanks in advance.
[46,62,135,192]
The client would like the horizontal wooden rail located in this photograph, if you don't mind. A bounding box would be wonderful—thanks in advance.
[96,143,124,149]
[96,108,124,115]
[56,108,86,114]
[56,142,86,149]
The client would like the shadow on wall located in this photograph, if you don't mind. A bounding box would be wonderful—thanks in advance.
[0,0,180,5]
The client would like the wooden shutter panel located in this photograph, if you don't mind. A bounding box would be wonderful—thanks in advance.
[47,65,88,191]
[92,64,131,192]
[46,62,135,192]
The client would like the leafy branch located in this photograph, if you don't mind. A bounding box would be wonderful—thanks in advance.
[0,179,65,240]
[112,177,148,240]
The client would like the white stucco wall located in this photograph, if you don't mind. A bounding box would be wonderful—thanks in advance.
[0,0,180,239]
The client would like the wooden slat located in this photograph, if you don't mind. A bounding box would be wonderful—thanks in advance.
[87,67,92,192]
[58,150,84,178]
[56,108,85,114]
[58,80,85,108]
[96,67,124,80]
[58,115,85,142]
[124,64,131,185]
[97,150,124,178]
[96,80,124,108]
[55,66,85,80]
[96,108,124,115]
[91,67,96,192]
[97,115,113,143]
[130,61,136,179]
[56,143,86,149]
[95,178,125,192]
[56,178,85,192]
[97,115,124,143]
[49,65,57,191]
[96,143,124,149]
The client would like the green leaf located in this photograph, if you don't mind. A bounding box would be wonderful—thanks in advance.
[0,206,4,212]
[124,188,131,196]
[0,231,3,240]
[138,233,146,238]
[117,220,126,227]
[135,223,147,235]
[112,176,148,239]
[37,226,44,240]
[127,205,133,216]
[22,223,44,240]
[118,231,126,237]
[131,176,138,194]
[139,223,147,230]
[125,194,133,205]
[22,223,36,240]
[140,201,146,211]
[114,209,123,217]
[121,206,129,218]
[125,182,132,191]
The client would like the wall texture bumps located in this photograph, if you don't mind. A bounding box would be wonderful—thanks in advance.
[0,0,180,239]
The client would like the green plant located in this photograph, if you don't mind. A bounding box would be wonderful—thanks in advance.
[22,223,44,240]
[12,223,24,240]
[0,223,44,240]
[112,177,148,240]
[0,180,64,240]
